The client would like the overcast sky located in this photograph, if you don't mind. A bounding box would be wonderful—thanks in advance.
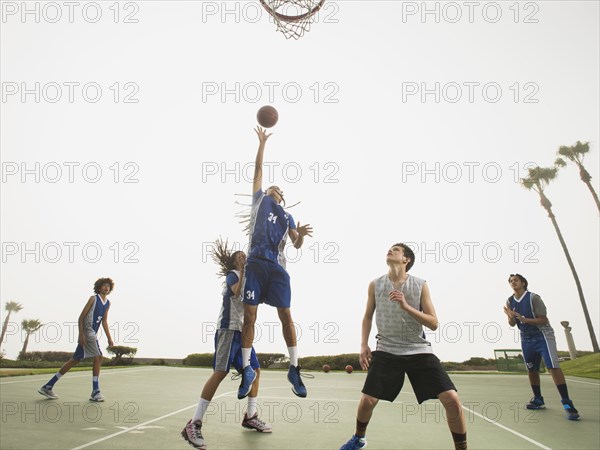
[1,1,599,363]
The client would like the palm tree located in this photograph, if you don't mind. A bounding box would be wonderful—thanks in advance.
[19,319,43,357]
[555,141,600,213]
[522,166,599,352]
[1,301,24,344]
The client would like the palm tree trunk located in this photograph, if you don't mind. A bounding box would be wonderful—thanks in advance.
[543,199,600,352]
[0,312,12,344]
[578,164,600,213]
[20,333,30,356]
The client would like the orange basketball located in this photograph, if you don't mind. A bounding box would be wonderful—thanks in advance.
[257,105,279,128]
[345,365,353,374]
[322,364,331,373]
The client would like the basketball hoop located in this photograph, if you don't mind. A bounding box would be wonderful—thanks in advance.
[260,0,326,39]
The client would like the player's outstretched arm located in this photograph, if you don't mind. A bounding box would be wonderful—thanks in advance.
[360,282,376,370]
[102,304,114,347]
[290,222,313,249]
[389,282,438,330]
[252,126,272,194]
[78,296,95,345]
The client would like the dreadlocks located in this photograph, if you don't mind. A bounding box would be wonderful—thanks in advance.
[211,237,244,278]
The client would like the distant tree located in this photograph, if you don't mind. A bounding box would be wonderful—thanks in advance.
[19,319,43,356]
[555,141,600,212]
[1,301,24,344]
[107,345,138,365]
[522,166,599,352]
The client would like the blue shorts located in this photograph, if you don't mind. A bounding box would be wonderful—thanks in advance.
[213,329,260,373]
[243,257,291,308]
[521,334,560,371]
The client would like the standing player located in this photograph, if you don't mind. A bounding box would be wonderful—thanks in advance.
[503,273,580,420]
[238,126,313,400]
[340,244,468,450]
[38,278,115,402]
[181,242,271,450]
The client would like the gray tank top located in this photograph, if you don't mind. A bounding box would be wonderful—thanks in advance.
[374,274,433,355]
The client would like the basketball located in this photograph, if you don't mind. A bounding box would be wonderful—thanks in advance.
[322,364,330,373]
[345,365,353,374]
[257,105,279,128]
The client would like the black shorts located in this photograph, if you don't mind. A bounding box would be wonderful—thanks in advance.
[361,351,456,404]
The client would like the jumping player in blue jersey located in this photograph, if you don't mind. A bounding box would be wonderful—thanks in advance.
[38,278,115,402]
[181,241,271,450]
[503,273,580,420]
[238,126,313,400]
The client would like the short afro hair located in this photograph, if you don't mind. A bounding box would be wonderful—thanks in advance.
[94,278,115,294]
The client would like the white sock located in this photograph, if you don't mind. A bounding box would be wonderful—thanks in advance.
[247,397,257,417]
[288,346,298,367]
[192,398,211,423]
[241,348,252,368]
[56,372,63,380]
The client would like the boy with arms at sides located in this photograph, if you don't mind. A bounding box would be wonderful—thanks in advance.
[38,278,115,402]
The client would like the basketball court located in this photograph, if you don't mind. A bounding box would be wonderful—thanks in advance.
[1,367,598,449]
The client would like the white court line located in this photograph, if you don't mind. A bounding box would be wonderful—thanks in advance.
[70,388,238,450]
[462,405,552,450]
[0,367,164,385]
[565,378,599,386]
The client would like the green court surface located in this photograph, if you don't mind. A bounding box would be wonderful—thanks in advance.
[1,367,598,449]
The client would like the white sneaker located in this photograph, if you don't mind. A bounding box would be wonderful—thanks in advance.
[90,391,105,402]
[242,413,273,433]
[38,386,59,399]
[181,419,207,449]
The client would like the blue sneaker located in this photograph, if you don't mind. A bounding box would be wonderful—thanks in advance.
[340,434,367,450]
[237,366,256,400]
[526,396,545,410]
[561,399,580,421]
[287,365,307,398]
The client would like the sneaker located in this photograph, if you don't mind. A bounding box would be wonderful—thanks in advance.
[287,365,307,398]
[237,366,257,400]
[242,412,273,433]
[526,396,545,410]
[561,399,580,421]
[340,434,367,450]
[38,385,59,399]
[89,390,105,402]
[181,419,207,449]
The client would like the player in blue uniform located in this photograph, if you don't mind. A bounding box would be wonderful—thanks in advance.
[238,126,313,400]
[503,273,580,420]
[38,278,115,402]
[181,241,271,450]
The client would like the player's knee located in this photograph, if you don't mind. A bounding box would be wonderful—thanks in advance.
[277,307,293,323]
[71,358,81,365]
[360,394,378,409]
[244,308,257,323]
[439,390,461,408]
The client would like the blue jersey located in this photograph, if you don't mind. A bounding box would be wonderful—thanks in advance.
[84,294,110,334]
[507,291,552,340]
[217,270,244,331]
[247,190,296,266]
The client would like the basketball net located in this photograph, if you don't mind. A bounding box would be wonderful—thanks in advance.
[260,0,325,39]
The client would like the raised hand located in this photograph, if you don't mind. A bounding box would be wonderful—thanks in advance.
[296,222,313,238]
[254,126,272,144]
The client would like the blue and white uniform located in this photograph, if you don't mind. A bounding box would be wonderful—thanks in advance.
[507,291,560,370]
[214,270,260,372]
[243,190,296,308]
[73,294,110,360]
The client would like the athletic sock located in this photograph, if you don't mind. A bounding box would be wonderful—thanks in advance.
[192,398,211,423]
[288,346,298,367]
[451,431,467,450]
[92,376,99,392]
[355,419,369,437]
[557,384,569,401]
[46,372,62,387]
[241,348,252,368]
[531,385,542,398]
[247,397,257,417]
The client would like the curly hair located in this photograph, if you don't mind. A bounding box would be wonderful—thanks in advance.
[94,278,115,294]
[211,237,245,277]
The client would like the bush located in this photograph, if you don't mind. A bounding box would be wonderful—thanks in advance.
[300,354,361,371]
[18,351,73,362]
[151,359,167,366]
[183,353,214,367]
[106,345,138,365]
